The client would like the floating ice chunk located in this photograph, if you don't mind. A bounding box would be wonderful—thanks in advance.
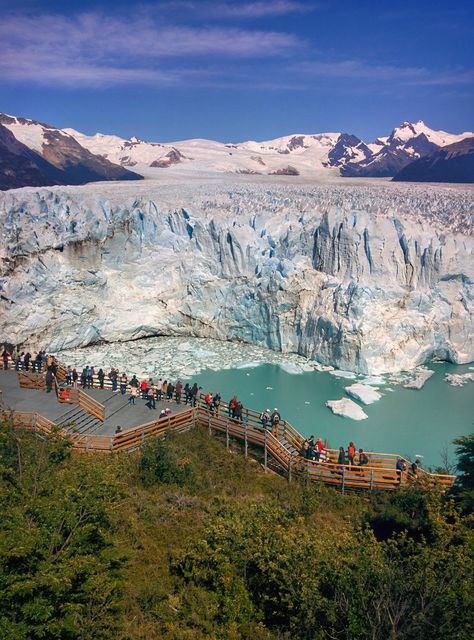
[345,383,382,405]
[266,386,273,390]
[360,375,386,387]
[278,362,312,375]
[236,361,261,369]
[326,398,368,420]
[329,370,357,379]
[304,401,310,405]
[444,372,474,387]
[403,368,434,389]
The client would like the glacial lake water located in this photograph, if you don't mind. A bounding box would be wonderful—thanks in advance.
[56,338,473,470]
[194,362,473,470]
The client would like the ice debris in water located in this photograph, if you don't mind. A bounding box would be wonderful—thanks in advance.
[55,336,327,382]
[329,370,357,379]
[444,372,474,387]
[325,398,368,421]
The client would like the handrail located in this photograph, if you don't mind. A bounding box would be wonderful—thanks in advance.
[58,388,105,421]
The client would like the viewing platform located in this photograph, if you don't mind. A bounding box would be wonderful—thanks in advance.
[0,367,456,492]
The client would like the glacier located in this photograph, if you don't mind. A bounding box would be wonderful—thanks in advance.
[0,177,472,374]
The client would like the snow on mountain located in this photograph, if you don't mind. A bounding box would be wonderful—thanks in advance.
[2,112,473,185]
[0,113,142,189]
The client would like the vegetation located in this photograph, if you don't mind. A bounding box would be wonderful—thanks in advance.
[1,420,473,639]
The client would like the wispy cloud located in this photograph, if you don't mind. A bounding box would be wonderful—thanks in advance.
[295,59,474,87]
[0,10,302,87]
[169,1,318,19]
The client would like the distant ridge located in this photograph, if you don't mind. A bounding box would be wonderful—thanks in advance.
[393,136,474,183]
[1,112,473,189]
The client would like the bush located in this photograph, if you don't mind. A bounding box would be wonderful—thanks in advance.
[139,437,193,487]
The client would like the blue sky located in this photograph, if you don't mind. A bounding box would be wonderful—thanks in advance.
[0,0,472,142]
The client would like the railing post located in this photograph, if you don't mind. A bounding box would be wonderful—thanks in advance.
[244,423,248,458]
[288,456,292,483]
[226,419,229,449]
[208,411,211,435]
[370,469,374,491]
[342,465,345,494]
[264,429,268,472]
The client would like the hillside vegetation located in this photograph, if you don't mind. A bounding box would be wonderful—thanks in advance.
[0,421,473,640]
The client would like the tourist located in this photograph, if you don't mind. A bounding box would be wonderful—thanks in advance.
[35,351,42,372]
[228,395,237,418]
[24,352,31,371]
[260,408,270,429]
[156,378,163,400]
[81,368,87,388]
[176,381,183,403]
[140,379,148,399]
[115,426,122,435]
[159,408,167,419]
[358,448,369,466]
[72,368,78,388]
[234,401,243,421]
[130,374,139,388]
[212,392,221,414]
[307,435,315,459]
[183,383,190,404]
[65,365,72,386]
[167,382,174,401]
[97,368,105,389]
[396,457,407,472]
[191,383,199,407]
[301,439,309,458]
[120,373,128,395]
[2,348,9,370]
[85,365,93,388]
[337,446,346,468]
[204,392,213,411]
[347,441,356,466]
[109,368,118,392]
[147,384,156,410]
[161,380,167,399]
[409,458,421,476]
[270,408,281,435]
[45,368,55,393]
[128,386,138,405]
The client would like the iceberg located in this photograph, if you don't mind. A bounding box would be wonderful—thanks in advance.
[329,370,357,380]
[325,398,368,420]
[345,383,382,405]
[403,368,434,390]
[444,372,474,387]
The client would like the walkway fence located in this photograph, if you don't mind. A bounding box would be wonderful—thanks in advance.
[1,392,456,492]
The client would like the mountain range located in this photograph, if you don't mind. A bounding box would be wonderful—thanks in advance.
[0,112,472,190]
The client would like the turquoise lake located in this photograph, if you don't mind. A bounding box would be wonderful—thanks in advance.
[194,361,473,470]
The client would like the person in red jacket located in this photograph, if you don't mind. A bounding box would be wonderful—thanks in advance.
[347,442,356,466]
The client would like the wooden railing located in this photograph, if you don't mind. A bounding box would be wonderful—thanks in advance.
[18,371,46,390]
[5,363,458,491]
[58,388,105,421]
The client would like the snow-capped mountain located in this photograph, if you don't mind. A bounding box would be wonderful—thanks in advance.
[1,112,473,189]
[393,136,474,183]
[0,114,142,190]
[340,121,473,178]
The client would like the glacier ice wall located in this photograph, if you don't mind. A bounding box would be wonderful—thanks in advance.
[0,180,472,374]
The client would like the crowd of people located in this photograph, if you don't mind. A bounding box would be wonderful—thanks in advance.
[2,345,420,476]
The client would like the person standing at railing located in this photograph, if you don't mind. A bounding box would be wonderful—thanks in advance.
[315,437,324,461]
[167,382,175,401]
[81,368,87,389]
[24,352,31,371]
[234,401,244,422]
[347,442,356,466]
[97,368,105,389]
[85,366,93,389]
[337,446,346,470]
[72,368,78,388]
[65,365,72,386]
[129,386,138,405]
[260,408,270,429]
[34,351,42,372]
[191,383,199,407]
[358,449,369,467]
[228,396,237,418]
[176,380,183,404]
[212,392,221,414]
[120,373,128,395]
[2,348,10,370]
[109,368,118,392]
[147,384,156,410]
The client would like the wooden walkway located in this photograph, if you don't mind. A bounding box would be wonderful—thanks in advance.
[0,368,456,492]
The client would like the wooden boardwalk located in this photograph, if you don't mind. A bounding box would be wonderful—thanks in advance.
[0,368,456,492]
